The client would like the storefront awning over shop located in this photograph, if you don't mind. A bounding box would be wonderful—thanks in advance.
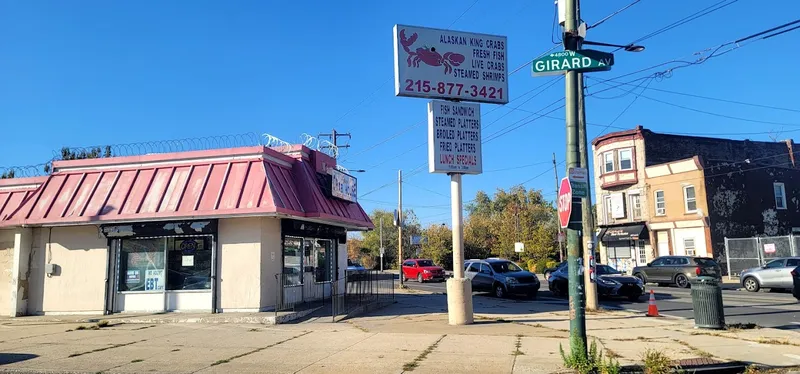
[599,224,647,242]
[0,146,373,230]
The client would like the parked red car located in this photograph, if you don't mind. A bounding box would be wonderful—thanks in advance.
[402,259,445,283]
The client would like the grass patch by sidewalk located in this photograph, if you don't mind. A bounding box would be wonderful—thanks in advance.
[210,331,312,367]
[745,364,800,373]
[756,338,796,346]
[512,335,524,356]
[402,334,446,372]
[68,339,146,358]
[73,320,115,331]
[689,330,800,347]
[726,322,759,331]
[640,349,673,374]
[673,339,714,358]
[346,320,370,333]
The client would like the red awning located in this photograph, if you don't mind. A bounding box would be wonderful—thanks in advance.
[0,146,372,230]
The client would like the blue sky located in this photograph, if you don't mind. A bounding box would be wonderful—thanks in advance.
[2,1,799,226]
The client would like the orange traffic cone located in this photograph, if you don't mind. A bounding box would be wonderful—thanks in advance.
[646,289,660,317]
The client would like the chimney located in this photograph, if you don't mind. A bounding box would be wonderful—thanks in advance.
[786,139,795,167]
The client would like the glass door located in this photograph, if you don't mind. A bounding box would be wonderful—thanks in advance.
[165,236,213,311]
[113,235,214,313]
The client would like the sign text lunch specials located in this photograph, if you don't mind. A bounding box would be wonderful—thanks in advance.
[428,101,482,174]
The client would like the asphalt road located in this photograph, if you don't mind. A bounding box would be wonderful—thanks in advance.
[404,278,800,330]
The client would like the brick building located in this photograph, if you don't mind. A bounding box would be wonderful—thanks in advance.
[592,126,800,274]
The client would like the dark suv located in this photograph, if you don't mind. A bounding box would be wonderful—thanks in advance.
[464,258,540,299]
[632,256,721,288]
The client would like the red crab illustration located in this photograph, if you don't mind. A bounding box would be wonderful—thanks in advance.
[400,29,466,74]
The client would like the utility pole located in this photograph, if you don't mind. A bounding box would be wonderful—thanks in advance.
[318,129,351,157]
[398,169,404,287]
[576,2,598,312]
[380,217,384,272]
[553,153,564,262]
[563,0,587,358]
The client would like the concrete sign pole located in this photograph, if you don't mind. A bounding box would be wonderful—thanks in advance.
[447,173,473,325]
[398,169,404,287]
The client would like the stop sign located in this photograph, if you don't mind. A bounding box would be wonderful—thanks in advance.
[558,177,572,228]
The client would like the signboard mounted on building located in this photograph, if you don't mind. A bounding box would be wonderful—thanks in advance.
[330,168,357,203]
[393,24,509,104]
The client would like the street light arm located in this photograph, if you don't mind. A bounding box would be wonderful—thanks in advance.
[582,40,626,48]
[582,40,645,52]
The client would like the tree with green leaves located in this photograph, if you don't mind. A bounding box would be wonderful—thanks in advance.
[420,223,453,270]
[465,186,559,263]
[357,209,423,269]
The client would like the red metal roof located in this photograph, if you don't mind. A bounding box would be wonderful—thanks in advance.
[0,146,372,230]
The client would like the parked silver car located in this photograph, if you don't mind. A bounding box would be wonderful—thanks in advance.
[740,257,800,292]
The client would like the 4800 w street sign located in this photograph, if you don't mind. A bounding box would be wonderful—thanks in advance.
[531,49,614,77]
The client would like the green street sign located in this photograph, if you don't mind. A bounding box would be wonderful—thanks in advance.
[531,49,615,77]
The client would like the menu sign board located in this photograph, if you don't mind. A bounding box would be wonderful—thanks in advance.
[428,100,482,174]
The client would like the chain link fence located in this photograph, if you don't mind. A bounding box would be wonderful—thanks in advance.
[724,235,800,278]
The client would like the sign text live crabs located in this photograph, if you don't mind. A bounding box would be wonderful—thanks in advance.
[393,24,509,104]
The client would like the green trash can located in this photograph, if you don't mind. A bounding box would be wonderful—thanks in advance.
[690,276,725,329]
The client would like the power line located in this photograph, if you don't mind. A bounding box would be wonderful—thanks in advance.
[346,2,653,165]
[405,182,449,198]
[347,48,560,165]
[593,77,654,137]
[588,78,800,113]
[615,0,739,51]
[591,78,800,128]
[588,0,641,30]
[329,0,483,129]
[447,0,481,29]
[483,77,563,131]
[482,161,553,173]
[357,3,714,199]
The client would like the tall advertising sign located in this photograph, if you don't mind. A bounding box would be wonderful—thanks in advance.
[392,23,508,327]
[393,25,509,104]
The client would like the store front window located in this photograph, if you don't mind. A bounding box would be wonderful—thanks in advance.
[118,236,212,292]
[283,237,303,286]
[283,236,335,285]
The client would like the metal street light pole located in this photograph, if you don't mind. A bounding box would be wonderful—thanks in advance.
[380,217,384,272]
[564,0,587,358]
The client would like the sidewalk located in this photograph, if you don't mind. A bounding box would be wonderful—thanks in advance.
[1,289,798,373]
